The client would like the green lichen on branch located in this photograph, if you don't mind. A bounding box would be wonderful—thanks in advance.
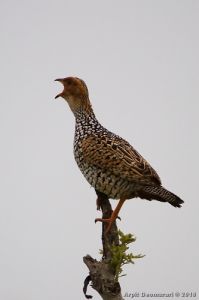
[109,230,144,281]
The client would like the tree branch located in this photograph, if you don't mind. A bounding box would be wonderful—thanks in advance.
[83,192,124,300]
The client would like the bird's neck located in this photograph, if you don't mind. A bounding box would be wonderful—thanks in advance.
[74,104,94,118]
[75,108,98,125]
[74,108,103,140]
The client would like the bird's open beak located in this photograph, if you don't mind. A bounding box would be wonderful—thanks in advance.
[55,78,64,99]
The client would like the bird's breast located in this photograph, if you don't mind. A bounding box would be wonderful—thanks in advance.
[74,144,135,199]
[73,117,138,199]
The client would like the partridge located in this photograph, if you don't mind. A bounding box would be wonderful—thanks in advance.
[55,77,184,232]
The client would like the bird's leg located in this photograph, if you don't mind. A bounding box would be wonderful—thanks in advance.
[95,198,126,234]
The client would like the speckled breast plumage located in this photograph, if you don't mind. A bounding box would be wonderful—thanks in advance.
[74,113,130,199]
[73,111,147,199]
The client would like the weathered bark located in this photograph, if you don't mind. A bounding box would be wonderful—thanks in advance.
[83,192,124,300]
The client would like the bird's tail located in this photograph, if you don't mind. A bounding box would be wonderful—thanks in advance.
[141,185,184,208]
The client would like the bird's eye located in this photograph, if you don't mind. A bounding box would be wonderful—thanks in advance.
[66,79,72,86]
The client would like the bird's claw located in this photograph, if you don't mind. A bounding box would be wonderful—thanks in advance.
[95,215,121,223]
[94,215,121,234]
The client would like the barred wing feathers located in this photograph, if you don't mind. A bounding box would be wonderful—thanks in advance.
[81,133,161,186]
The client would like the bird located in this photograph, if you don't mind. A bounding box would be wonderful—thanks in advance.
[55,76,184,233]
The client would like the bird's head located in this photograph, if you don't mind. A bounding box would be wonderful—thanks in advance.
[55,77,92,115]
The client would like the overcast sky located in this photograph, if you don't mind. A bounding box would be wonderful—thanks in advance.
[0,1,198,299]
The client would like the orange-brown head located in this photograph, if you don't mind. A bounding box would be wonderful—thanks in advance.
[55,77,93,115]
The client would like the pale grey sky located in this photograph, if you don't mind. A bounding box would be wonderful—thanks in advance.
[0,1,198,299]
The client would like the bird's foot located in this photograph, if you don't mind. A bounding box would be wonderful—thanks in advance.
[95,197,126,233]
[95,215,121,234]
[95,217,114,234]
